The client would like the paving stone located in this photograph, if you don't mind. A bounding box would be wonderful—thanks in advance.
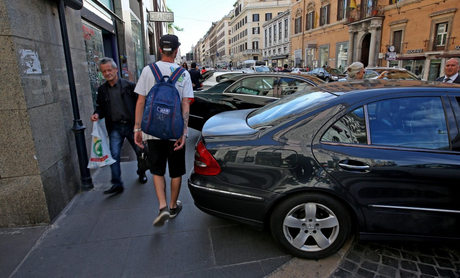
[361,261,378,272]
[400,260,418,272]
[418,254,436,265]
[356,267,375,278]
[345,251,361,263]
[401,251,418,261]
[435,257,455,269]
[399,269,419,278]
[381,255,399,268]
[340,259,359,272]
[418,263,439,276]
[364,250,381,263]
[377,264,397,277]
[436,268,456,278]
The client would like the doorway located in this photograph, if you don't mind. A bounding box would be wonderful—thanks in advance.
[361,34,371,67]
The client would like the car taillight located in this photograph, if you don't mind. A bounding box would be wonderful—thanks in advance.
[194,140,221,175]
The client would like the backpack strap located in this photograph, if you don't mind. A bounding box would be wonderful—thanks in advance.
[168,67,185,85]
[148,63,162,83]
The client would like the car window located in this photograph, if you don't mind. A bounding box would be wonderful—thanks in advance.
[227,76,276,96]
[321,107,367,144]
[322,97,449,150]
[329,69,341,75]
[277,77,315,97]
[369,97,449,149]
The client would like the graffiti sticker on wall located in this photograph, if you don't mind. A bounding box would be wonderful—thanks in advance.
[19,49,42,74]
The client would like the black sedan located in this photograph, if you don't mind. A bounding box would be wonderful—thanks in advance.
[307,67,345,82]
[189,73,324,130]
[189,80,460,259]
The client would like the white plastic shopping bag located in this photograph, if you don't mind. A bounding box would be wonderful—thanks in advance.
[87,121,116,169]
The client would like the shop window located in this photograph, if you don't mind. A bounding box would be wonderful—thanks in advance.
[82,21,104,109]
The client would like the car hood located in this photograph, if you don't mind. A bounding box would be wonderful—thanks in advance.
[202,109,258,137]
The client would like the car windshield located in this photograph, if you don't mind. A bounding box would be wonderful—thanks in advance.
[255,66,271,72]
[247,89,336,129]
[365,69,419,80]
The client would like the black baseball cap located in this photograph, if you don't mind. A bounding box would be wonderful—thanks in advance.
[160,34,181,51]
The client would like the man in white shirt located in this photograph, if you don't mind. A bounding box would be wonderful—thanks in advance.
[436,58,460,83]
[134,34,194,227]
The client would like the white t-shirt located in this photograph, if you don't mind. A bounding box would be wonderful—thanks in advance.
[135,61,194,140]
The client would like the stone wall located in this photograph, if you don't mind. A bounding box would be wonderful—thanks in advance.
[0,0,93,226]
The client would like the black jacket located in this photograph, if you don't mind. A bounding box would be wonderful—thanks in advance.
[188,68,203,89]
[435,75,460,83]
[94,78,137,132]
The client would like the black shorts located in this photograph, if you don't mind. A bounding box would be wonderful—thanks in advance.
[147,139,186,178]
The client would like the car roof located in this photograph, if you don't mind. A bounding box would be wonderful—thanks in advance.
[316,79,460,95]
[224,72,325,84]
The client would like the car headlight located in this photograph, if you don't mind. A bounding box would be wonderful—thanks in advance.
[332,76,338,80]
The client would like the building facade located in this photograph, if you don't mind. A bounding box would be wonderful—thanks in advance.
[229,0,291,67]
[262,9,291,68]
[191,0,459,80]
[0,0,166,227]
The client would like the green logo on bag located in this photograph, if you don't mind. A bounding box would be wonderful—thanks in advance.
[93,139,102,156]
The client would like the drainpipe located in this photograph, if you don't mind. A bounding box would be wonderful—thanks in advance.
[57,0,94,191]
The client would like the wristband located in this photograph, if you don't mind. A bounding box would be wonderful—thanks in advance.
[134,128,142,132]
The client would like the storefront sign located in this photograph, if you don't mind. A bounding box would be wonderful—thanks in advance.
[386,52,396,61]
[407,49,423,54]
[148,12,174,22]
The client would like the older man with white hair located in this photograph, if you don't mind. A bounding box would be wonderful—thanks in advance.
[436,58,460,83]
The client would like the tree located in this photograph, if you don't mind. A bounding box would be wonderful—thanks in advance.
[167,7,183,32]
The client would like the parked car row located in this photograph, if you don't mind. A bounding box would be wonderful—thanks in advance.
[189,72,324,130]
[188,78,460,260]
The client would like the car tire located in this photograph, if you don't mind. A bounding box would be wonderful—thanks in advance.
[270,193,351,259]
[324,77,330,83]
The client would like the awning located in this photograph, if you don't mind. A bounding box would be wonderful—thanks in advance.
[263,55,288,61]
[435,53,460,58]
[397,56,426,60]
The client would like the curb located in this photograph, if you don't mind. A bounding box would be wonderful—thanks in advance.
[266,237,354,278]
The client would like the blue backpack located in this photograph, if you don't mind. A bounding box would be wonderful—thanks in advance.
[141,63,185,139]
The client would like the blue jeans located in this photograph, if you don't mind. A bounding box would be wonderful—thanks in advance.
[109,123,140,187]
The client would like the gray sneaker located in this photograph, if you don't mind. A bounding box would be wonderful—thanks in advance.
[169,200,182,219]
[153,207,170,227]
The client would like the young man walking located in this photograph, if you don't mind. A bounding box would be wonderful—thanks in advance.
[91,57,148,195]
[134,34,194,226]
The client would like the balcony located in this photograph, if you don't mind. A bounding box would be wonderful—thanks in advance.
[347,6,383,23]
[243,49,261,55]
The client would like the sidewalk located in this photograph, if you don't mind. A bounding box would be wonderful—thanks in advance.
[0,130,349,277]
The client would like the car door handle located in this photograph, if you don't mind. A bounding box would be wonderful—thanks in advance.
[338,160,371,172]
[233,98,243,104]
